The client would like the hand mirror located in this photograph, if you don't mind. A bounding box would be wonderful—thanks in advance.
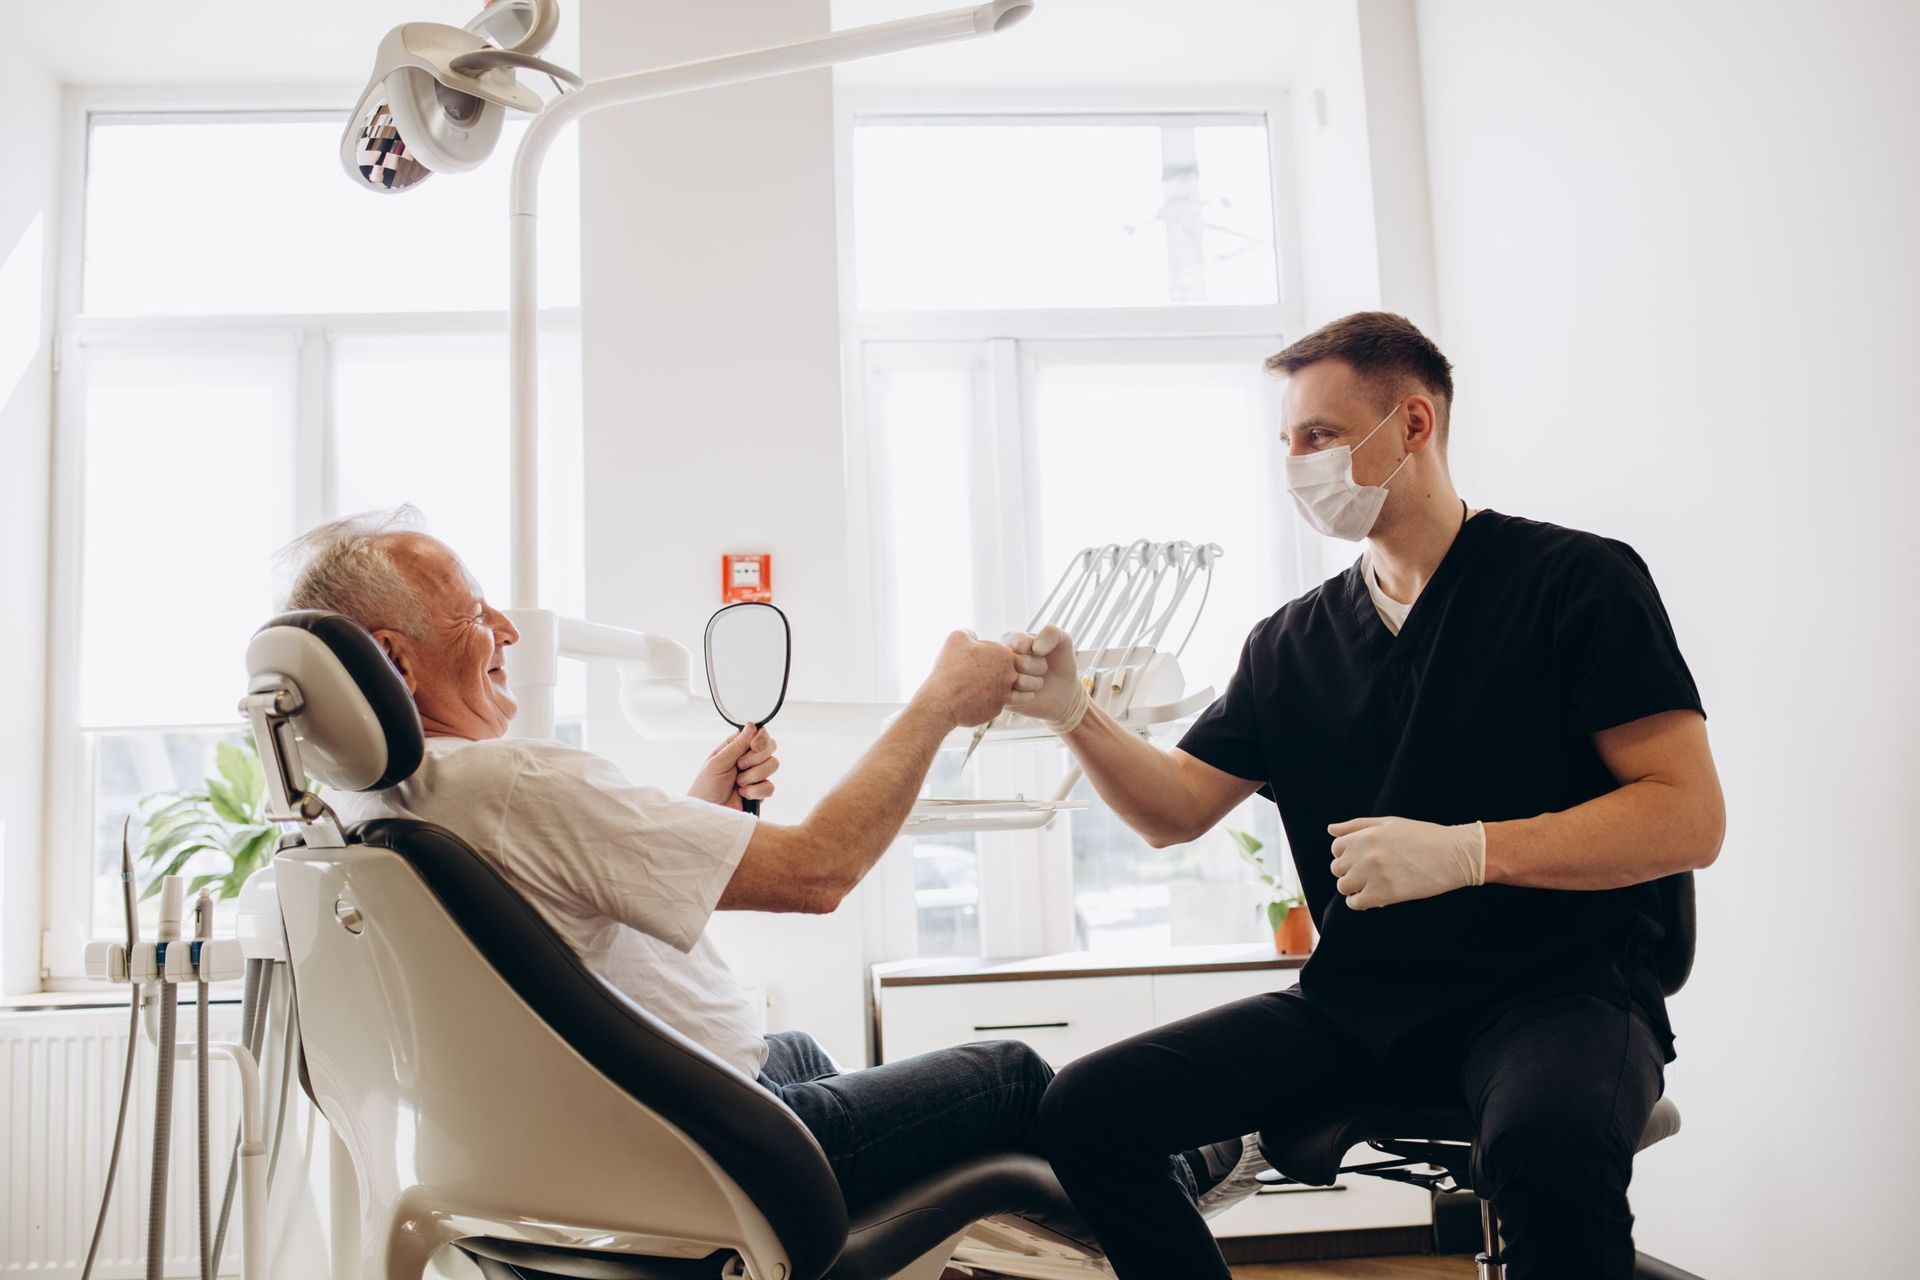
[703,602,791,815]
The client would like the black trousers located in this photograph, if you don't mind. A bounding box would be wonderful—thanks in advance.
[1036,988,1664,1280]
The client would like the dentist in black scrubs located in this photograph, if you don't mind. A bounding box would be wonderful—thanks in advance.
[1015,312,1726,1280]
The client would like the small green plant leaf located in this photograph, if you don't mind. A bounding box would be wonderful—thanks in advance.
[134,735,282,902]
[139,844,218,898]
[214,741,252,798]
[205,780,249,826]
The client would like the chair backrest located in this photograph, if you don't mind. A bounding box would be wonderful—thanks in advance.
[249,611,851,1280]
[1652,871,1697,997]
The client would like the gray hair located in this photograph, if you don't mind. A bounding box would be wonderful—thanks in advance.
[278,505,430,637]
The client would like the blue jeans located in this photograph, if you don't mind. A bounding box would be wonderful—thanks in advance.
[757,1030,1055,1211]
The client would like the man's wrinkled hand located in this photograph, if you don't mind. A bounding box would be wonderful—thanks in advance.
[690,724,780,810]
[915,630,1020,729]
[1328,816,1485,910]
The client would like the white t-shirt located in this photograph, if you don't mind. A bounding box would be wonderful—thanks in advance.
[1362,552,1414,635]
[1364,509,1481,635]
[330,736,770,1078]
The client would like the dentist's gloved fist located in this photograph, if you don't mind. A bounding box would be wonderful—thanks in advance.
[1328,816,1486,910]
[1005,625,1088,733]
[692,723,779,810]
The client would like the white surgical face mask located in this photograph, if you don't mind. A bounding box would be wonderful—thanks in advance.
[1285,403,1411,541]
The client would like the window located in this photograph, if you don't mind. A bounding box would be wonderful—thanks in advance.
[845,100,1325,959]
[45,102,584,980]
[851,115,1279,310]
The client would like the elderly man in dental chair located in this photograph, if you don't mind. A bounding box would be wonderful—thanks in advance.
[278,508,1254,1232]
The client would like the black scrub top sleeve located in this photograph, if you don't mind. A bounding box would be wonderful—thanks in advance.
[1558,539,1705,736]
[1176,626,1270,783]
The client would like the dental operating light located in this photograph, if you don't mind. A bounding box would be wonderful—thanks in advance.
[339,0,1034,739]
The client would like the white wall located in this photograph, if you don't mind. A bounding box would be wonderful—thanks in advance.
[0,39,62,996]
[575,0,875,1065]
[1414,2,1920,1274]
[1288,0,1438,334]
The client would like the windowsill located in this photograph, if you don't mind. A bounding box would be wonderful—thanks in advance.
[2,985,245,1013]
[872,941,1309,987]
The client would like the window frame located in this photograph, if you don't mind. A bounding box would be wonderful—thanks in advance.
[837,87,1310,962]
[40,86,581,985]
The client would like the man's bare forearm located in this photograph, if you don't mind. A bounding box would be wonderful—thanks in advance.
[1484,778,1725,891]
[801,701,954,891]
[1060,703,1205,847]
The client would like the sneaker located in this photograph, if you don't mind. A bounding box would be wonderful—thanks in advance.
[1187,1135,1271,1219]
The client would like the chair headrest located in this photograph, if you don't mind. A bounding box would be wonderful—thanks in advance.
[246,611,424,791]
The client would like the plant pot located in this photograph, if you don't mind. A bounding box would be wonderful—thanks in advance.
[1273,904,1315,956]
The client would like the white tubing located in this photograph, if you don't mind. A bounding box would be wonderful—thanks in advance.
[172,1041,264,1279]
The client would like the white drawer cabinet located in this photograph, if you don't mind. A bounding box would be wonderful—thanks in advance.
[879,974,1153,1067]
[1151,965,1297,1024]
[871,946,1433,1242]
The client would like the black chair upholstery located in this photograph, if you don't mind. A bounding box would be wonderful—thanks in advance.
[257,610,425,789]
[352,817,850,1280]
[833,1151,1099,1280]
[349,818,1104,1280]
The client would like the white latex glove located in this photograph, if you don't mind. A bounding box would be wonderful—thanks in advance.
[1005,624,1090,733]
[1328,816,1486,910]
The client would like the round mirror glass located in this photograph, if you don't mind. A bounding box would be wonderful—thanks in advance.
[705,603,790,729]
[346,97,435,192]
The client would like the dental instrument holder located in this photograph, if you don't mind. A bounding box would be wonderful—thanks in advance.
[703,602,792,815]
[907,540,1223,836]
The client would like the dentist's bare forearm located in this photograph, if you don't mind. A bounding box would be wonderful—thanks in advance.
[1483,710,1725,891]
[1483,778,1722,891]
[724,699,954,913]
[1060,704,1258,847]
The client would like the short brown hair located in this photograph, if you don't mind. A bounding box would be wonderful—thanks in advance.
[1266,311,1455,431]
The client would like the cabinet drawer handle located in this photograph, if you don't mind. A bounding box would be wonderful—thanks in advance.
[973,1021,1070,1032]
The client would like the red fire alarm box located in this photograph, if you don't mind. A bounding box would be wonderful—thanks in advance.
[722,554,773,604]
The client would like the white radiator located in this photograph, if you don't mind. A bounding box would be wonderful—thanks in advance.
[2,1004,244,1278]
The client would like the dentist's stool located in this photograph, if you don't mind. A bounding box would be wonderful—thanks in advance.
[1254,872,1702,1280]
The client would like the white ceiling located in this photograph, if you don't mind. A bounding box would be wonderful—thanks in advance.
[830,0,1319,90]
[3,0,1313,92]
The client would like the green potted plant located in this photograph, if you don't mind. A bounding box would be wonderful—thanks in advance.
[1229,829,1314,956]
[136,737,286,900]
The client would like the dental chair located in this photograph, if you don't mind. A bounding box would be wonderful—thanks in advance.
[1254,871,1704,1280]
[242,611,1104,1280]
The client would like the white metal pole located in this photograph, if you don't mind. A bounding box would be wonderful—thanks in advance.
[501,0,1032,731]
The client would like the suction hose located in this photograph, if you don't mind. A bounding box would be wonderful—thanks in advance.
[146,991,176,1280]
[145,875,186,1280]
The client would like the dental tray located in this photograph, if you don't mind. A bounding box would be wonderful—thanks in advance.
[904,796,1088,834]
